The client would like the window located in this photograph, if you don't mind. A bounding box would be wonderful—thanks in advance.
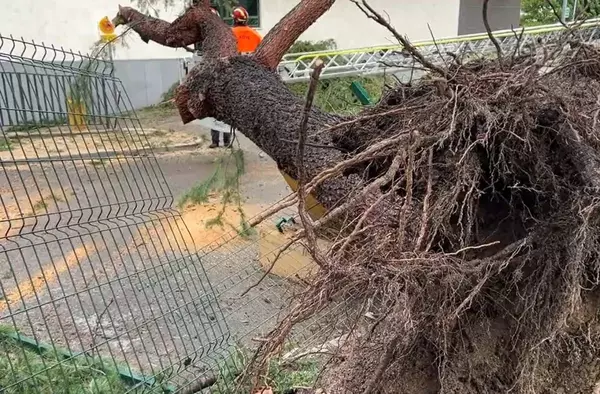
[217,0,260,27]
[194,1,260,52]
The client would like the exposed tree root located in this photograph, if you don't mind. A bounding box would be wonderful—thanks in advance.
[248,25,600,394]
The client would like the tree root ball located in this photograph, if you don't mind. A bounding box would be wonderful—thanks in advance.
[252,46,600,393]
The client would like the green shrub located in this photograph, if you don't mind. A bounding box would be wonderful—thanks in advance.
[161,81,180,102]
[284,39,394,114]
[289,75,391,114]
[287,39,337,54]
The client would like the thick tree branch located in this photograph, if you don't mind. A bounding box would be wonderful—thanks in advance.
[483,0,503,61]
[111,3,237,123]
[112,5,236,58]
[254,0,336,70]
[112,7,172,45]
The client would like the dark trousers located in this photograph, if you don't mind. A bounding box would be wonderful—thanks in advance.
[210,129,230,146]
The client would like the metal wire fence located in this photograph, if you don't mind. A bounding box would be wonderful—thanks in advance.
[0,34,353,394]
[186,193,357,392]
[0,35,238,393]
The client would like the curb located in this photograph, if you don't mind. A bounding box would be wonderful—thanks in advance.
[3,128,161,140]
[0,141,204,165]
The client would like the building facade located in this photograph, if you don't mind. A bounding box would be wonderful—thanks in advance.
[1,0,521,60]
[252,0,521,50]
[457,0,522,35]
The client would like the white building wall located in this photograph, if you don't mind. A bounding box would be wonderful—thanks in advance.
[1,0,461,59]
[0,0,188,60]
[257,0,462,49]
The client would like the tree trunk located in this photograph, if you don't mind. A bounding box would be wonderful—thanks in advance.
[112,2,361,209]
[184,55,365,207]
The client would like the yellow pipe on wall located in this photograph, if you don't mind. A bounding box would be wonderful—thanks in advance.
[67,98,87,128]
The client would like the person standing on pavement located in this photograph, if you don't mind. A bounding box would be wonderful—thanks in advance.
[201,2,232,148]
[209,5,263,148]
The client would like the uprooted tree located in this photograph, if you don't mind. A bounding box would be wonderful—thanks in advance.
[112,0,600,392]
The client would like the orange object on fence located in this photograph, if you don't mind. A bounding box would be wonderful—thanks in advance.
[98,16,117,42]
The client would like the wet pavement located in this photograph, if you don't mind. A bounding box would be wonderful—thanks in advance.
[0,114,300,387]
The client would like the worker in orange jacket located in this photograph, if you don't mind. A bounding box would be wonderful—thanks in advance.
[231,6,262,54]
[209,6,263,148]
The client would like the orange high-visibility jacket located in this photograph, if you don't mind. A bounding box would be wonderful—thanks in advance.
[232,25,262,54]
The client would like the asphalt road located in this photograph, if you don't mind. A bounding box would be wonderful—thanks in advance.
[0,118,302,388]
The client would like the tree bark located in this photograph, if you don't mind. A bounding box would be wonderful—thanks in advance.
[254,0,336,70]
[113,1,369,209]
[113,5,236,58]
[188,55,366,207]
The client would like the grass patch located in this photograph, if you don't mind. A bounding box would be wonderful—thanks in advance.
[5,118,67,133]
[211,346,320,394]
[178,149,255,238]
[286,39,337,56]
[89,159,106,167]
[0,137,12,151]
[136,101,176,117]
[30,193,64,215]
[288,75,391,115]
[132,101,177,126]
[0,326,132,394]
[265,358,319,392]
[31,200,48,215]
[284,39,392,114]
[0,327,319,394]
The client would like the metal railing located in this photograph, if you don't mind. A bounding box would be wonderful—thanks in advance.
[0,35,237,393]
[276,18,600,82]
[0,33,348,394]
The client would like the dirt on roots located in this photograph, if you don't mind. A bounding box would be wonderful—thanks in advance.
[247,38,600,394]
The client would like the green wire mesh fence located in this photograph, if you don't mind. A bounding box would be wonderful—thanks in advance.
[0,33,362,394]
[0,35,237,393]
